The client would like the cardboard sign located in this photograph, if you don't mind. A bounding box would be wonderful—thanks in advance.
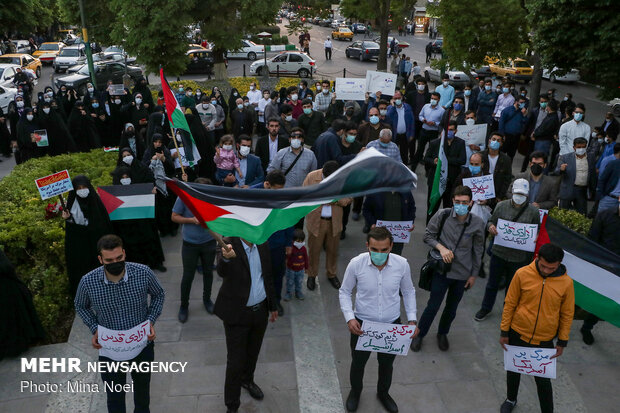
[34,129,48,147]
[494,218,538,252]
[504,344,557,379]
[463,174,496,201]
[355,321,416,356]
[376,220,414,243]
[108,84,125,95]
[98,320,150,361]
[456,123,487,146]
[335,78,366,101]
[365,70,397,96]
[35,170,73,200]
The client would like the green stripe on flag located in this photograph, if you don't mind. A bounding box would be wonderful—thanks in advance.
[574,281,620,328]
[109,206,155,221]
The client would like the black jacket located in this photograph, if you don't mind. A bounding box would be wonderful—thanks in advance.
[533,111,560,141]
[230,108,254,138]
[255,135,289,172]
[601,117,620,140]
[424,136,467,186]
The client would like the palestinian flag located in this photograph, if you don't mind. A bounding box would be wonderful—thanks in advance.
[165,148,417,244]
[428,130,448,215]
[97,184,155,221]
[159,68,200,167]
[536,215,620,327]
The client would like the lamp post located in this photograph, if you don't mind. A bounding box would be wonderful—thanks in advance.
[77,0,97,89]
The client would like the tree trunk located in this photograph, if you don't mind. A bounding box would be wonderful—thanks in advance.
[376,0,391,72]
[213,48,227,81]
[530,52,542,108]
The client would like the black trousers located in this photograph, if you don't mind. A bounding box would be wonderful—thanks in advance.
[100,341,154,413]
[559,186,588,215]
[270,245,286,303]
[395,133,409,164]
[582,312,600,331]
[413,129,438,169]
[506,329,554,413]
[349,317,399,396]
[224,301,269,411]
[341,198,362,233]
[502,133,520,160]
[325,47,332,60]
[181,240,216,307]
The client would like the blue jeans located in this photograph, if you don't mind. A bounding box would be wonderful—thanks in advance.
[285,268,304,295]
[418,272,467,337]
[215,168,236,186]
[598,195,619,213]
[481,255,527,312]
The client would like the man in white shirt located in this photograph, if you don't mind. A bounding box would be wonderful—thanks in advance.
[324,37,332,60]
[339,227,418,413]
[246,82,262,113]
[493,82,516,122]
[558,103,591,156]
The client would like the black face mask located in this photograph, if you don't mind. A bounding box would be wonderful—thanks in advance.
[346,109,354,116]
[104,261,125,276]
[530,164,543,176]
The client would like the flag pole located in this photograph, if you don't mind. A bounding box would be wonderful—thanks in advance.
[168,124,186,176]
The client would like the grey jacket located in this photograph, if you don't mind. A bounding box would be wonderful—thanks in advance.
[552,152,597,200]
[489,199,540,263]
[507,172,560,210]
[424,208,485,280]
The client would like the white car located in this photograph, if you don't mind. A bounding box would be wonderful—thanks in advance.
[424,65,471,86]
[249,51,316,78]
[11,40,33,54]
[53,44,86,73]
[0,64,21,88]
[0,85,18,114]
[542,68,580,83]
[227,40,265,61]
[331,20,345,29]
[608,98,620,117]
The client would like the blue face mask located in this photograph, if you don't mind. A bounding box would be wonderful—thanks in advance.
[369,251,389,266]
[447,130,455,139]
[379,140,390,148]
[489,140,501,150]
[369,115,380,125]
[346,135,356,143]
[394,99,402,106]
[303,108,312,115]
[454,203,469,216]
[519,102,526,109]
[464,90,471,96]
[574,113,583,121]
[502,87,509,94]
[453,103,462,111]
[468,165,481,175]
[92,103,99,109]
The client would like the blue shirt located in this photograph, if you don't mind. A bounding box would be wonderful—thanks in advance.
[419,103,445,131]
[435,84,455,108]
[243,241,267,306]
[236,157,248,186]
[172,198,214,244]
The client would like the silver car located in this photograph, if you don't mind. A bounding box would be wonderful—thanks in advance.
[53,45,86,73]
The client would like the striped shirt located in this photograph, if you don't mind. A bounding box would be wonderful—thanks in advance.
[366,140,402,163]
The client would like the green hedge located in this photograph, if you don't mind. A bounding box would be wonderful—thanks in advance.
[254,26,281,35]
[250,35,289,45]
[0,150,116,343]
[548,207,592,236]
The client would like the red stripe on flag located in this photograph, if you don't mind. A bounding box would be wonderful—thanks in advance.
[159,68,178,126]
[166,180,231,228]
[534,214,550,257]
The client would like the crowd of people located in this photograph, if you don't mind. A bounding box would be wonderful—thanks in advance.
[1,67,619,413]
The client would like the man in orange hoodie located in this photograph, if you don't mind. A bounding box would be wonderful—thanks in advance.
[499,243,574,413]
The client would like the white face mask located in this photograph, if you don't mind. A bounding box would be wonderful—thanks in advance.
[443,81,449,87]
[76,188,90,198]
[16,101,24,108]
[43,108,50,114]
[249,86,255,90]
[222,144,233,151]
[316,86,322,91]
[293,241,305,249]
[591,132,597,138]
[575,148,587,156]
[291,94,298,101]
[87,87,94,93]
[291,138,302,149]
[417,84,425,91]
[120,177,132,185]
[202,103,209,109]
[239,146,251,156]
[44,97,52,102]
[285,115,293,122]
[186,91,193,96]
[237,104,244,110]
[114,99,121,105]
[26,114,34,121]
[466,118,475,126]
[512,194,527,205]
[135,98,142,105]
[123,155,134,165]
[430,99,438,106]
[323,89,329,94]
[379,109,387,116]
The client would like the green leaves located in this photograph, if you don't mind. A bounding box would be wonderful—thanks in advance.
[549,207,592,236]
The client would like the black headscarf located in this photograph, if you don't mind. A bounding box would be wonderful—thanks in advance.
[66,175,112,230]
[117,147,153,183]
[111,165,133,185]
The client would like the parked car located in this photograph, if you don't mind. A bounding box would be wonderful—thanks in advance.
[471,65,492,80]
[424,64,471,86]
[608,98,620,117]
[54,61,143,95]
[53,44,86,73]
[0,85,18,114]
[320,18,333,27]
[489,57,533,82]
[0,64,21,88]
[249,51,316,78]
[32,42,65,64]
[542,68,580,83]
[430,39,443,54]
[345,41,380,62]
[185,49,214,74]
[373,36,399,49]
[275,16,282,23]
[227,40,265,60]
[353,24,366,33]
[332,27,354,41]
[0,54,42,78]
[62,34,79,46]
[11,40,34,54]
[331,20,344,29]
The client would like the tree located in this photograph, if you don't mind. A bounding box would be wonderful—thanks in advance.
[1,0,59,35]
[528,0,620,100]
[58,0,117,44]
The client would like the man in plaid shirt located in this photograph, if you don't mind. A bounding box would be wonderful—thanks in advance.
[75,234,165,413]
[366,128,403,163]
[314,80,333,113]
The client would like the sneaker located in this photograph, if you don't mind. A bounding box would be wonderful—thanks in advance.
[283,293,292,302]
[580,327,594,345]
[500,399,517,413]
[295,291,305,300]
[474,309,490,322]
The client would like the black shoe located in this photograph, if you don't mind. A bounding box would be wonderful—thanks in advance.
[362,225,370,234]
[178,306,188,323]
[340,230,346,240]
[580,327,594,345]
[351,212,360,221]
[276,302,284,316]
[328,276,341,289]
[410,336,422,352]
[377,393,398,413]
[204,299,214,314]
[437,334,449,351]
[241,381,264,400]
[346,390,360,412]
[307,277,316,291]
[226,409,238,413]
[500,399,517,413]
[474,309,490,322]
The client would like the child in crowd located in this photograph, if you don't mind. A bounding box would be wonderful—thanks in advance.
[284,229,309,301]
[213,134,242,186]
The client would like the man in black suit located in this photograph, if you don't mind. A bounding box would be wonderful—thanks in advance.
[254,118,289,173]
[215,238,278,413]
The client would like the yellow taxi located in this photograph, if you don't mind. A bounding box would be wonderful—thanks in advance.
[488,57,533,82]
[0,54,42,77]
[33,42,65,64]
[331,27,354,41]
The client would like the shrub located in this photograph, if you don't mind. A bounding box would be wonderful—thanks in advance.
[0,150,116,343]
[275,77,302,92]
[228,77,260,97]
[255,26,281,35]
[548,207,592,236]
